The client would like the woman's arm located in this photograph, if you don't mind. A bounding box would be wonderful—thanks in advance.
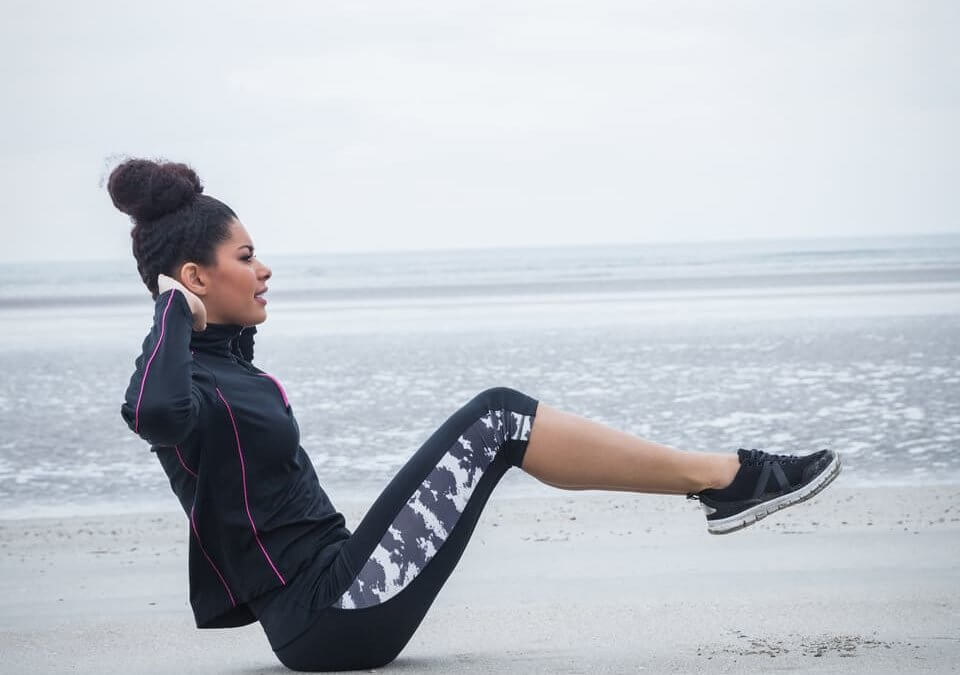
[120,287,202,446]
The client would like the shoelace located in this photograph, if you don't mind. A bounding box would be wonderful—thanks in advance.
[740,447,803,466]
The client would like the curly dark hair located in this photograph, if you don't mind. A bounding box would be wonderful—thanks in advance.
[106,157,238,300]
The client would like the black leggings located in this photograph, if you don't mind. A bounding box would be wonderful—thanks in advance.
[251,386,540,671]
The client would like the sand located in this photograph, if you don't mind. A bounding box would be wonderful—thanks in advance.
[1,483,958,673]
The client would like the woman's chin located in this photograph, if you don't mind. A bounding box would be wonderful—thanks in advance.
[251,305,268,324]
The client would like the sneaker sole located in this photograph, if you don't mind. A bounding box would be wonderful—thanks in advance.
[706,451,843,535]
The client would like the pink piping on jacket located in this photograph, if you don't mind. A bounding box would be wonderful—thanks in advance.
[190,504,236,607]
[174,445,198,478]
[215,386,287,586]
[258,372,290,407]
[134,289,176,433]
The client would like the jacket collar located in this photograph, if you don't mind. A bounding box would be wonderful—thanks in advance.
[190,322,257,360]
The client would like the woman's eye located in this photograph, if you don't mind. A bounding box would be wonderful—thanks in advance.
[242,255,254,261]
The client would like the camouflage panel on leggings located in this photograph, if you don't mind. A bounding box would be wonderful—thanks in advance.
[332,406,534,609]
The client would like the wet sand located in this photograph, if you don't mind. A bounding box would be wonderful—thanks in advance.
[1,483,958,673]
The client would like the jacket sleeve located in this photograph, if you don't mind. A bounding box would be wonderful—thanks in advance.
[120,288,202,446]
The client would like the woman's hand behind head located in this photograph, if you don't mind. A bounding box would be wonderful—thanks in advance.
[158,273,208,331]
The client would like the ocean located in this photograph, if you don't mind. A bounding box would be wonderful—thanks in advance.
[1,233,958,517]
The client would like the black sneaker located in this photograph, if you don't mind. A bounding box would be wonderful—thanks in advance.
[686,448,842,535]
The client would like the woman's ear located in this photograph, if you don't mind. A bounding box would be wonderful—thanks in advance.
[178,261,208,298]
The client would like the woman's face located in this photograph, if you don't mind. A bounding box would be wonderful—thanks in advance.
[178,218,272,327]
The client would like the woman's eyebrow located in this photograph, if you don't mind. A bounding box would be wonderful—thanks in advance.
[237,244,255,252]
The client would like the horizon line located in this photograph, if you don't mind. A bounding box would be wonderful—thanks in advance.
[1,228,957,267]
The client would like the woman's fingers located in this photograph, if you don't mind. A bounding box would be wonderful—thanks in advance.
[156,273,206,331]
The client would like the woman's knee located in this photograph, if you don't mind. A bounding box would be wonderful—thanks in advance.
[472,385,535,409]
[468,387,538,464]
[475,385,513,401]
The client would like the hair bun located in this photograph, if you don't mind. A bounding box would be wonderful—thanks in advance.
[107,158,203,222]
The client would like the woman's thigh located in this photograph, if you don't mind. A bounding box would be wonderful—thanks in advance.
[274,386,540,671]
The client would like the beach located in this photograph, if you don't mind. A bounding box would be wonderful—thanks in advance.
[2,235,959,672]
[2,482,958,673]
[2,0,958,664]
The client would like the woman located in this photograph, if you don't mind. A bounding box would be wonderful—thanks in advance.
[110,157,842,672]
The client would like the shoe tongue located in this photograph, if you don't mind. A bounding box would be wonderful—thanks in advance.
[737,448,752,463]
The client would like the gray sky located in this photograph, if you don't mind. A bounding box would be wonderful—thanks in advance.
[1,0,957,263]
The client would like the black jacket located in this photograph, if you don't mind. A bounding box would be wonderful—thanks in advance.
[120,288,351,628]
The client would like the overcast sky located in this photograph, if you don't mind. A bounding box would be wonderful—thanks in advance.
[1,0,957,263]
